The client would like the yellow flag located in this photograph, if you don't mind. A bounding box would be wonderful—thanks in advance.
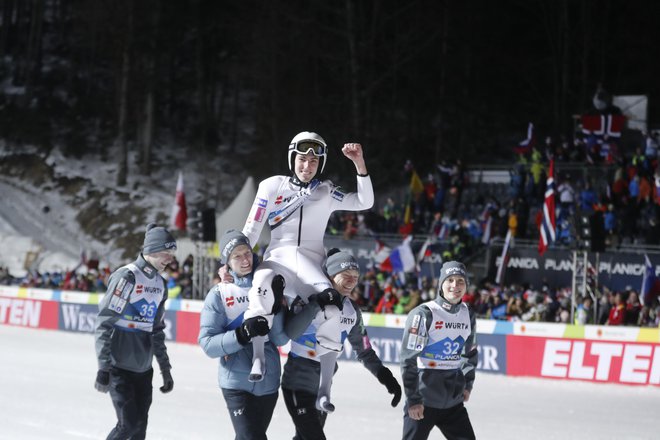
[410,171,424,195]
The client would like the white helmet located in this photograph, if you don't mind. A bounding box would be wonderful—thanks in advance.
[288,131,328,175]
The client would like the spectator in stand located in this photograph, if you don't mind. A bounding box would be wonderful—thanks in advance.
[557,175,576,217]
[488,294,507,320]
[603,204,618,246]
[610,168,628,207]
[375,285,397,314]
[606,292,625,325]
[579,181,598,214]
[506,295,528,321]
[624,291,642,325]
[575,296,594,325]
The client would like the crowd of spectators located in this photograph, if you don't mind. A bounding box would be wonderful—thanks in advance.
[0,253,196,299]
[2,116,660,327]
[341,263,660,327]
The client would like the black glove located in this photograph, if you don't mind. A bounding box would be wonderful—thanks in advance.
[377,367,402,407]
[160,369,174,393]
[235,316,270,345]
[309,288,344,311]
[270,275,286,315]
[94,370,110,393]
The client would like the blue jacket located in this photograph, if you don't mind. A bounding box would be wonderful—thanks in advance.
[198,266,288,396]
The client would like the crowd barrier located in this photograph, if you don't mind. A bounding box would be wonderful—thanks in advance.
[1,285,658,387]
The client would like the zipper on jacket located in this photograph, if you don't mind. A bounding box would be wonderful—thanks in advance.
[297,206,303,246]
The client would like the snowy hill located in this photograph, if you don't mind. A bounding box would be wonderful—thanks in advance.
[0,144,250,274]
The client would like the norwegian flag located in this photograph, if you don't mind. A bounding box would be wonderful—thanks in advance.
[538,160,556,255]
[170,171,188,231]
[513,122,535,154]
[581,114,626,138]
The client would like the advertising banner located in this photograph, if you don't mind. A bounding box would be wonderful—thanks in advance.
[477,333,506,374]
[488,247,660,291]
[0,297,58,329]
[507,335,660,386]
[59,302,98,333]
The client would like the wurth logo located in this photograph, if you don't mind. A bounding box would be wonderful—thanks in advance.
[135,285,143,294]
[435,321,444,329]
[445,322,468,330]
[257,287,268,297]
[225,296,235,307]
[233,408,244,417]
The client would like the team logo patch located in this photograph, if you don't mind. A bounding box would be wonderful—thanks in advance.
[331,187,345,202]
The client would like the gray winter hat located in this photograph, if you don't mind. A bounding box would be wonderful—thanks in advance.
[142,223,177,255]
[324,249,360,277]
[438,261,468,287]
[219,229,251,264]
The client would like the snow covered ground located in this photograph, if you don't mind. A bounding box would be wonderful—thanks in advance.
[1,325,657,440]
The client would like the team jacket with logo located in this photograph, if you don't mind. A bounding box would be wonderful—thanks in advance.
[241,175,374,317]
[94,254,171,374]
[198,266,289,396]
[281,296,385,395]
[400,296,477,409]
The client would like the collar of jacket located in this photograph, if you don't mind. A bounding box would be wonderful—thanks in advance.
[137,254,159,279]
[435,294,462,313]
[290,174,311,188]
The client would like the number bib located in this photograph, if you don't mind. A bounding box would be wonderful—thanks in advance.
[416,300,471,370]
[113,263,165,333]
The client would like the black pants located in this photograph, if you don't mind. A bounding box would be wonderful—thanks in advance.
[107,367,153,440]
[282,387,328,440]
[221,388,278,440]
[402,402,475,440]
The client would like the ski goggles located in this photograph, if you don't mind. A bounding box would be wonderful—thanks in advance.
[290,140,327,156]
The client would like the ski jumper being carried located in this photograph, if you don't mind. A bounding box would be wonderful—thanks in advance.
[241,131,373,412]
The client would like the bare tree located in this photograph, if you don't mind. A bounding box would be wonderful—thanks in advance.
[116,0,133,187]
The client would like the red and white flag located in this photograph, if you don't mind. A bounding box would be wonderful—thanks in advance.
[581,114,626,138]
[170,171,188,231]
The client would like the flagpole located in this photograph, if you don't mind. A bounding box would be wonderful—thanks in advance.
[495,230,512,286]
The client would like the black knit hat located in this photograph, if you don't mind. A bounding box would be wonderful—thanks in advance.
[142,223,177,255]
[219,229,251,264]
